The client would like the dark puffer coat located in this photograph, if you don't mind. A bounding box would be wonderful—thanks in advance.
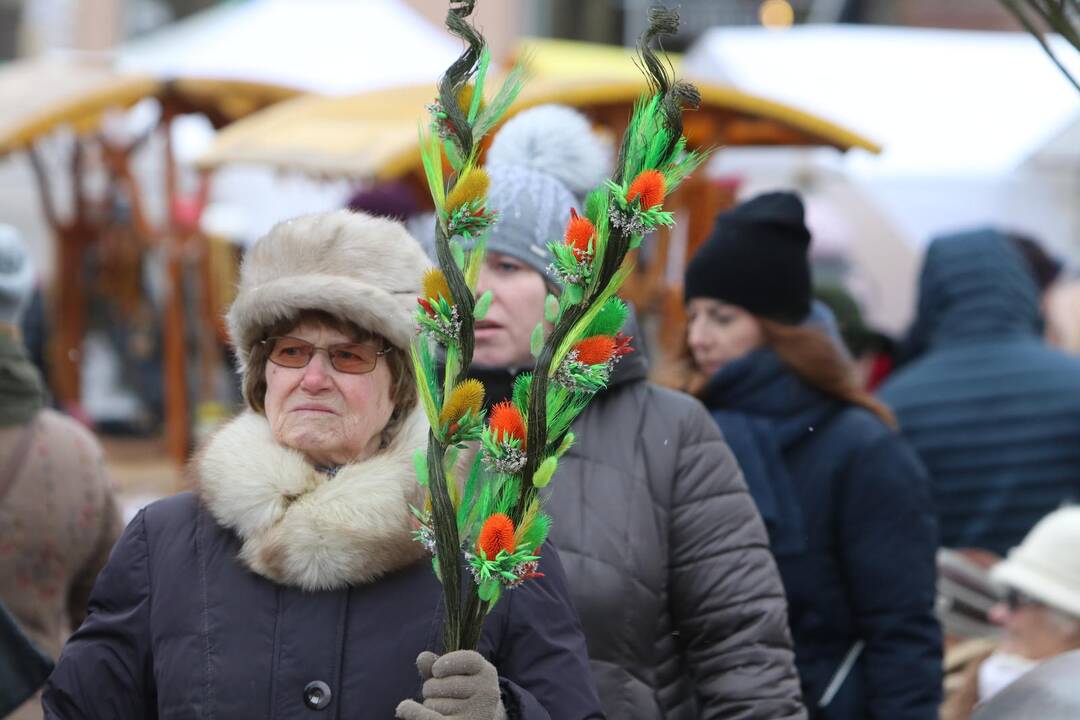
[470,338,806,719]
[43,410,604,720]
[880,228,1080,555]
[702,349,942,719]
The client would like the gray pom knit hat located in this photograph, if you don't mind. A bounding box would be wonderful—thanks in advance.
[483,164,577,284]
[479,105,612,283]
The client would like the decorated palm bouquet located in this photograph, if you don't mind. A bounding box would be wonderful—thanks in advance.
[410,0,706,651]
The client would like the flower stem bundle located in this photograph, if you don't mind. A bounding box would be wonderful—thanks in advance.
[410,0,706,653]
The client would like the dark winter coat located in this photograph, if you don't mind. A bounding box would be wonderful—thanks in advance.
[702,349,942,719]
[469,335,806,719]
[879,228,1080,555]
[42,409,604,720]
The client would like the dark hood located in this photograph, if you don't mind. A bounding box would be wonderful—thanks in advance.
[908,228,1041,351]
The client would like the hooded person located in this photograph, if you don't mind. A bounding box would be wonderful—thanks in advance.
[676,192,942,719]
[456,104,806,719]
[43,210,605,720]
[0,224,122,720]
[879,229,1080,556]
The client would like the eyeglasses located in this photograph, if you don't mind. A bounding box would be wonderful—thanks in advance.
[262,336,392,375]
[1005,588,1044,612]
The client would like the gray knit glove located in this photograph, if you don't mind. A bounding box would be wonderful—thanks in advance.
[395,650,508,720]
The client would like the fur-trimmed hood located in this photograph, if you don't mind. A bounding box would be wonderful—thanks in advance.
[195,408,429,591]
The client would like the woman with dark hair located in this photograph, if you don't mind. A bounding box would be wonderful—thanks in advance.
[673,192,943,719]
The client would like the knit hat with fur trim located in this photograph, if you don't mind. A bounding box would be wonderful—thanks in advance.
[684,191,812,324]
[226,210,431,372]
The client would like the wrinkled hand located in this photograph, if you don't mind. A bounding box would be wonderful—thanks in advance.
[395,650,507,720]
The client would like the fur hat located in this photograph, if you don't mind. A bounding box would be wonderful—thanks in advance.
[992,506,1080,619]
[226,210,431,371]
[479,104,612,283]
[0,224,35,326]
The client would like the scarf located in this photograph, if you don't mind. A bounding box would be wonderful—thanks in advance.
[0,332,45,427]
[699,349,840,557]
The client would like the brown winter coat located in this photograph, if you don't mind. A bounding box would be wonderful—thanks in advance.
[468,337,806,719]
[0,409,122,720]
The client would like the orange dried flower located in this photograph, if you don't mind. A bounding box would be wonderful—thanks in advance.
[489,401,526,448]
[626,169,666,209]
[422,268,453,305]
[478,513,516,560]
[564,208,595,261]
[573,335,617,366]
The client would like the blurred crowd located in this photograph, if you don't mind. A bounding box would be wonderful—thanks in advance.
[3,104,1080,719]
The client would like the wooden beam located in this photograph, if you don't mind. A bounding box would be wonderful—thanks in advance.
[160,112,191,467]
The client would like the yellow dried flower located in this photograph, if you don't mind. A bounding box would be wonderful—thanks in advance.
[422,268,453,305]
[457,84,486,118]
[439,379,485,429]
[445,167,490,212]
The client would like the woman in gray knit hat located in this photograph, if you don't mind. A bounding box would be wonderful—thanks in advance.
[462,105,806,719]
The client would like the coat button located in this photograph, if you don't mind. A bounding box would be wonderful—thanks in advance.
[303,680,332,710]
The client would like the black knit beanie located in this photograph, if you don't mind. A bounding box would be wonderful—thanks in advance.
[684,191,812,324]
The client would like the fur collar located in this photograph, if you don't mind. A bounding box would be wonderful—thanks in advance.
[195,409,429,591]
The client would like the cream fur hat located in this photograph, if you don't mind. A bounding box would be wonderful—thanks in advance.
[992,506,1080,618]
[226,210,431,371]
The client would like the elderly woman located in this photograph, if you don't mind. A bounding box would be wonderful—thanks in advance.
[42,211,604,720]
[942,506,1080,719]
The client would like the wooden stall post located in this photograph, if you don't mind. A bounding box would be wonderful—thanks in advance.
[160,110,191,465]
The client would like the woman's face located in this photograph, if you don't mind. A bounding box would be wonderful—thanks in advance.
[473,252,549,368]
[263,321,395,466]
[990,591,1080,661]
[686,297,764,377]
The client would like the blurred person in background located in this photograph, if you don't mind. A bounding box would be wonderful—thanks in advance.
[673,192,942,719]
[1045,278,1080,355]
[457,105,806,719]
[940,506,1080,719]
[813,283,897,390]
[878,229,1080,557]
[44,210,604,720]
[346,179,434,256]
[0,225,122,720]
[1009,232,1064,310]
[345,179,422,222]
[0,598,53,719]
[892,231,1062,370]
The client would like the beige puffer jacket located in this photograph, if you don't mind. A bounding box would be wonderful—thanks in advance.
[470,337,806,719]
[0,409,122,719]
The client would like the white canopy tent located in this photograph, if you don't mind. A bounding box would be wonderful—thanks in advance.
[684,26,1080,333]
[117,0,461,94]
[114,0,465,243]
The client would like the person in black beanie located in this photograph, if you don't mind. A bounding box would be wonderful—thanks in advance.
[671,191,943,720]
[684,191,812,324]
